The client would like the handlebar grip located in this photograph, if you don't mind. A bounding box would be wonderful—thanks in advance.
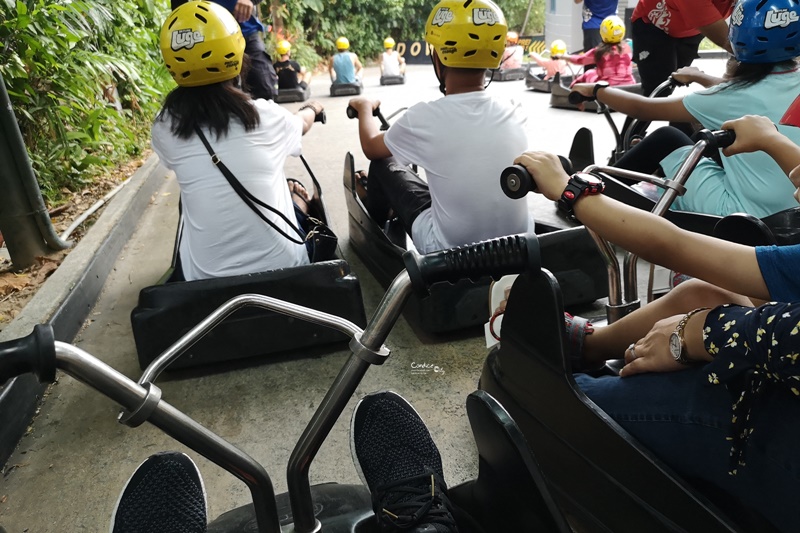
[314,110,326,124]
[500,164,537,199]
[402,234,541,297]
[695,129,736,150]
[0,324,56,386]
[345,106,382,120]
[568,91,592,105]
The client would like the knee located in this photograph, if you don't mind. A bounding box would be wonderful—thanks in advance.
[667,279,746,309]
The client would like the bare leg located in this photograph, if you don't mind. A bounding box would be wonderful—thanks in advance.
[582,279,755,365]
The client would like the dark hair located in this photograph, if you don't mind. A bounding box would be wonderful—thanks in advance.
[710,56,799,92]
[157,74,259,140]
[593,42,625,64]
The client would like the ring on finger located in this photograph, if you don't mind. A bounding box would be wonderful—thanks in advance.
[628,343,637,360]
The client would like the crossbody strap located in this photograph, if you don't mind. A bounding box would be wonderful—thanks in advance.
[193,125,306,244]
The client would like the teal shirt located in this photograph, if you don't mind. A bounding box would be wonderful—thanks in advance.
[661,67,800,218]
[333,52,357,84]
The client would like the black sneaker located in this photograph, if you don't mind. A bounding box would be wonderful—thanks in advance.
[110,451,207,533]
[351,390,459,533]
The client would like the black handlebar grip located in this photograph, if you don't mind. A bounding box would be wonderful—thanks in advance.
[500,165,536,199]
[0,324,56,386]
[568,91,592,105]
[346,105,358,119]
[314,110,327,124]
[695,128,736,150]
[402,234,541,297]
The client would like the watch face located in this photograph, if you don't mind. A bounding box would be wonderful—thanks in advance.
[574,173,603,185]
[669,332,682,359]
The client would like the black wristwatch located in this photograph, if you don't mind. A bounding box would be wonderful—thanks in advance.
[557,173,605,220]
[593,81,609,99]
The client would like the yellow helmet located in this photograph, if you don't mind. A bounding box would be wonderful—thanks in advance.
[159,1,244,87]
[506,31,519,45]
[599,15,626,44]
[276,40,291,55]
[549,39,567,56]
[425,0,508,69]
[384,37,396,49]
[336,36,350,50]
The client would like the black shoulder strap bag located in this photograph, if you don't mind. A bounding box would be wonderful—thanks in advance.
[193,125,337,263]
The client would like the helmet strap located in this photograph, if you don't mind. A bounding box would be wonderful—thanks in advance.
[431,51,447,95]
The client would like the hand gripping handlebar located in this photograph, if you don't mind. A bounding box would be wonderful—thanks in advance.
[402,234,541,297]
[0,324,56,386]
[346,105,392,131]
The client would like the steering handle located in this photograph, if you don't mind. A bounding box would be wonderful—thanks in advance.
[568,90,592,105]
[314,109,326,124]
[346,105,391,131]
[402,234,541,297]
[500,164,537,199]
[0,324,56,385]
[695,128,736,150]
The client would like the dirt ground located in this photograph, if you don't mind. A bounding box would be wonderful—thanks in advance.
[0,154,150,333]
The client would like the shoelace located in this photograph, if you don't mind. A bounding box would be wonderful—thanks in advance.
[375,470,459,531]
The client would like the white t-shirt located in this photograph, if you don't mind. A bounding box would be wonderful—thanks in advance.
[384,91,532,253]
[151,99,310,281]
[382,51,402,76]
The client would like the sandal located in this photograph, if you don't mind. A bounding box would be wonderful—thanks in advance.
[354,170,368,201]
[565,312,596,371]
[287,178,311,213]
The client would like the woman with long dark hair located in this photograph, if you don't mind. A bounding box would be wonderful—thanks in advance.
[571,0,800,218]
[152,1,323,281]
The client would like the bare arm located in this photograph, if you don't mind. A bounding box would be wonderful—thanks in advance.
[348,97,392,160]
[328,58,335,82]
[296,100,323,134]
[698,19,733,53]
[571,83,695,123]
[513,151,770,301]
[353,54,364,78]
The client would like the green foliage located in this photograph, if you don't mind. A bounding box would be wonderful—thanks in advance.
[0,0,172,202]
[273,0,544,68]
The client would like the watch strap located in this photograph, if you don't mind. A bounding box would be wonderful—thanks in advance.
[674,307,711,364]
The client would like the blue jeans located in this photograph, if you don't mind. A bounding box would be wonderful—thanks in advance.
[575,368,800,532]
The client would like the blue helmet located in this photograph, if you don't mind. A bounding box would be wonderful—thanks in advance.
[729,0,800,63]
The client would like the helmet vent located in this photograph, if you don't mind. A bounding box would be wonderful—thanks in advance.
[201,51,211,58]
[175,56,186,63]
[445,40,457,46]
[225,52,236,59]
[463,0,473,7]
[464,50,477,57]
[181,71,191,79]
[469,33,479,40]
[167,17,178,30]
[493,34,502,40]
[197,3,209,11]
[788,31,798,39]
[207,67,220,72]
[490,50,498,58]
[194,13,208,24]
[758,36,768,42]
[756,0,768,8]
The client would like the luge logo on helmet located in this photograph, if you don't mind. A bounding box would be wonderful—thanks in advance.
[431,7,454,26]
[730,2,744,26]
[765,9,799,29]
[171,29,205,51]
[473,7,500,25]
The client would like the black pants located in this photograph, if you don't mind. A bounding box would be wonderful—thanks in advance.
[364,158,431,235]
[631,18,704,137]
[244,33,278,101]
[631,18,704,96]
[613,126,694,183]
